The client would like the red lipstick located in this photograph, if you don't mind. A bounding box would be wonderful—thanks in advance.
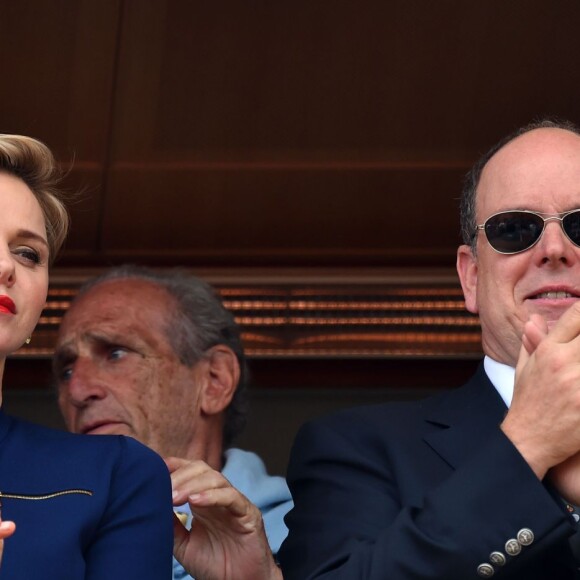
[0,295,16,315]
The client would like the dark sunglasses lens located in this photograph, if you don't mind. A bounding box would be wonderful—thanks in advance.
[484,212,544,253]
[563,211,580,247]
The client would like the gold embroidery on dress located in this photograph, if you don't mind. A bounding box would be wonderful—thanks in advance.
[0,489,93,500]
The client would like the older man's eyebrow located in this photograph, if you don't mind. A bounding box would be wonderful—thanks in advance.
[56,331,132,359]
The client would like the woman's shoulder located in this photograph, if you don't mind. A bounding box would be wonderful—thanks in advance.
[3,413,165,472]
[1,413,170,505]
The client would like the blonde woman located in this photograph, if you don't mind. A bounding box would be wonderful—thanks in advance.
[0,135,173,578]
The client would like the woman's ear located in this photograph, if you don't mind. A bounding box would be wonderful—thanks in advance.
[199,345,240,416]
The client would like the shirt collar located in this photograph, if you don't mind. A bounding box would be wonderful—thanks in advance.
[483,355,515,408]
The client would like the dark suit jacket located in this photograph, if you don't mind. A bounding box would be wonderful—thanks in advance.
[0,409,173,579]
[279,364,580,579]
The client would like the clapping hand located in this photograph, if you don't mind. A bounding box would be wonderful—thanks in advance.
[516,308,580,504]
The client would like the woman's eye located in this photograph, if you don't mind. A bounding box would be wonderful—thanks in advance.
[14,247,42,265]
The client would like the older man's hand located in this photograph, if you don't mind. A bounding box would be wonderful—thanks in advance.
[165,457,282,580]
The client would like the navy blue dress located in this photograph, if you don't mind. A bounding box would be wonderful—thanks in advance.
[0,409,173,579]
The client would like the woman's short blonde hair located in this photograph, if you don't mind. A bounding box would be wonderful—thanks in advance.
[0,134,69,263]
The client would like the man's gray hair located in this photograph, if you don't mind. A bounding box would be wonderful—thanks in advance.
[75,265,248,448]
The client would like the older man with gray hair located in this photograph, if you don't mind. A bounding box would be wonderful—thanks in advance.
[54,265,290,579]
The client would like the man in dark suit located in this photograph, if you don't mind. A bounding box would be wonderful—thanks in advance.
[278,119,580,579]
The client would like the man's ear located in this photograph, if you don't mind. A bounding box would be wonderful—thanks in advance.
[199,345,240,416]
[456,244,479,314]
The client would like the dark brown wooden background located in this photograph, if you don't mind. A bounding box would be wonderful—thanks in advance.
[1,0,579,471]
[2,0,579,269]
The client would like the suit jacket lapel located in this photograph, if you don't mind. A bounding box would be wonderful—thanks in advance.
[422,363,508,470]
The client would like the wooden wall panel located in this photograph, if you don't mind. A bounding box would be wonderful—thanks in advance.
[111,1,580,156]
[1,0,580,268]
[99,0,580,267]
[102,165,464,265]
[0,0,121,258]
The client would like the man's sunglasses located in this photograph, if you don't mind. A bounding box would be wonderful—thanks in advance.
[475,209,580,255]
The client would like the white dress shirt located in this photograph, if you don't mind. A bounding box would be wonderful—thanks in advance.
[483,355,515,408]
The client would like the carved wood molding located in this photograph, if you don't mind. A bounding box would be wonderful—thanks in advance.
[13,268,482,360]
